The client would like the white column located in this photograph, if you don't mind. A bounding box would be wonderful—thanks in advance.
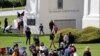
[82,0,100,28]
[26,0,37,14]
[24,0,39,34]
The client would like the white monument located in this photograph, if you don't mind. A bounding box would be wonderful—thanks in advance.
[82,0,100,28]
[24,0,39,34]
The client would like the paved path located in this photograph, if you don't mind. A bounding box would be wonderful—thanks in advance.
[0,10,25,16]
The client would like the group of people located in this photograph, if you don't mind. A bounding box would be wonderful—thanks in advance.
[8,43,27,56]
[2,11,24,33]
[28,42,91,56]
[25,20,91,56]
[58,32,75,48]
[1,18,91,56]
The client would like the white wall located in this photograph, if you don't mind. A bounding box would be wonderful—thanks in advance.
[82,0,100,28]
[39,0,84,33]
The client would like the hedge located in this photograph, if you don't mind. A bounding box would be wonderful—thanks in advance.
[55,27,100,43]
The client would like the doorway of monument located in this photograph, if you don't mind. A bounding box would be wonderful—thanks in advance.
[54,19,76,29]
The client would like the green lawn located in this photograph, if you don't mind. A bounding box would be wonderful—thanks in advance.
[0,7,25,11]
[0,16,16,28]
[0,35,100,56]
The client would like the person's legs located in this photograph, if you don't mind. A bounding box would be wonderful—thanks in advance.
[52,41,56,49]
[39,30,41,35]
[26,38,28,45]
[49,40,53,49]
[29,38,31,45]
[41,30,45,35]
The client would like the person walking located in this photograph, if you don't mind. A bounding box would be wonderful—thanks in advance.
[39,24,45,35]
[25,27,31,45]
[49,33,56,49]
[49,20,55,33]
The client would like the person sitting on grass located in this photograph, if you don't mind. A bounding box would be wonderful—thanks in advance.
[70,44,78,56]
[49,49,58,56]
[40,42,48,56]
[57,42,65,56]
[29,44,38,56]
[5,25,12,33]
[12,44,21,56]
[83,46,91,56]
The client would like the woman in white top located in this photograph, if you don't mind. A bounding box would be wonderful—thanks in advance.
[63,34,69,45]
[40,42,47,56]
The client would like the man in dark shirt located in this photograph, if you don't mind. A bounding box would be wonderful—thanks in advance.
[58,33,64,47]
[49,20,54,32]
[39,24,45,35]
[83,47,91,56]
[3,18,8,33]
[68,32,75,45]
[25,27,31,45]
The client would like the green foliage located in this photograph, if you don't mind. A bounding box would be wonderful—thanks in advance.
[55,27,100,43]
[77,27,100,43]
[0,0,26,8]
[80,27,98,34]
[55,28,79,42]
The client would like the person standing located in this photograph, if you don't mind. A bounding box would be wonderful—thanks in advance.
[49,20,55,33]
[68,32,75,45]
[39,24,45,35]
[29,44,37,56]
[3,18,8,33]
[25,27,31,45]
[63,34,69,45]
[58,33,64,47]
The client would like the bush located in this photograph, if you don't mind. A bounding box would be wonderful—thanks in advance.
[80,27,98,34]
[77,27,100,43]
[55,27,100,43]
[55,28,79,42]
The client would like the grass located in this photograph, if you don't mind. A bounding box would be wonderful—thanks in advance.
[0,15,16,28]
[0,7,25,11]
[0,35,100,56]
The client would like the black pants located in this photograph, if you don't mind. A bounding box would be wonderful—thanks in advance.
[40,30,45,35]
[26,37,30,45]
[32,53,37,56]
